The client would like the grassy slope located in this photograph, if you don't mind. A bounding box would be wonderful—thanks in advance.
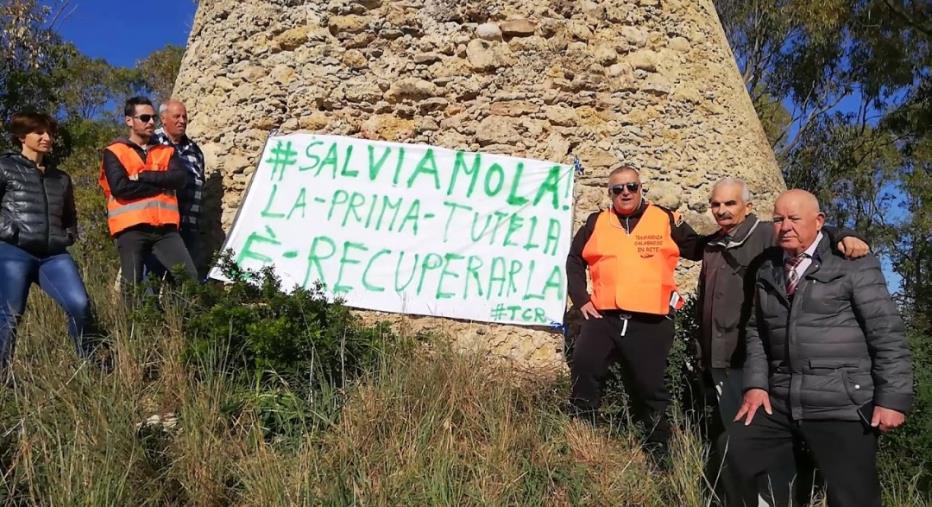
[0,263,928,506]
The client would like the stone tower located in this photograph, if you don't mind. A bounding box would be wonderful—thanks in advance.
[173,0,784,368]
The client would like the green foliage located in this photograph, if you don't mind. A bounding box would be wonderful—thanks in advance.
[136,44,185,103]
[180,256,394,392]
[0,0,64,150]
[878,326,932,496]
[783,114,903,244]
[754,90,794,147]
[0,1,183,163]
[592,298,705,433]
[717,0,929,147]
[718,1,930,499]
[669,297,703,413]
[52,45,143,120]
[54,118,121,271]
[716,0,929,244]
[92,254,399,442]
[888,135,932,332]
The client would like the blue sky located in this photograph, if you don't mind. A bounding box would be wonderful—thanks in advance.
[52,0,196,67]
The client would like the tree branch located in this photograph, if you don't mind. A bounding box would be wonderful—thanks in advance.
[881,0,932,38]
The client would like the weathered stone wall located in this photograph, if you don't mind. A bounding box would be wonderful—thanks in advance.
[174,0,784,369]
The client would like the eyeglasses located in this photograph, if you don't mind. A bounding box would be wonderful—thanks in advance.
[610,183,640,195]
[134,114,157,123]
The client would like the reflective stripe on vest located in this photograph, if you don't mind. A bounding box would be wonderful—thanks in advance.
[98,143,180,236]
[106,197,179,218]
[581,205,681,315]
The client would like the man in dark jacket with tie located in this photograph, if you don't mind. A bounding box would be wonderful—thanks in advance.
[698,179,868,505]
[698,178,868,425]
[729,189,912,507]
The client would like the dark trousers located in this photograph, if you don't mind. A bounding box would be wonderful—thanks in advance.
[143,226,206,281]
[180,227,207,279]
[0,242,95,371]
[115,226,197,288]
[570,312,674,442]
[727,406,880,507]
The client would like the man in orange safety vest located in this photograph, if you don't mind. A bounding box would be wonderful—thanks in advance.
[566,165,705,460]
[99,96,197,290]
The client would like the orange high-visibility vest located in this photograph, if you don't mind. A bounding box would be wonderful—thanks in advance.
[582,205,681,315]
[98,142,179,236]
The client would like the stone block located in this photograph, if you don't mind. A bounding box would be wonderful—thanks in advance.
[328,15,368,36]
[475,22,502,41]
[475,115,520,146]
[489,100,540,116]
[341,49,368,68]
[272,26,309,51]
[628,49,659,72]
[543,105,579,126]
[465,39,514,70]
[384,78,441,103]
[500,19,536,37]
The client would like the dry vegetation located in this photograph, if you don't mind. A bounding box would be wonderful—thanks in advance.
[0,269,927,506]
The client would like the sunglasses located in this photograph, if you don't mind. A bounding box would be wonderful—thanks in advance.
[610,183,640,195]
[134,114,157,123]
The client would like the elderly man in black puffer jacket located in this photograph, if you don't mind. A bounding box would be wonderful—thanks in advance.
[729,189,912,507]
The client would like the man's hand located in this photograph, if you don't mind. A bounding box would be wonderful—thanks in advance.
[837,237,869,258]
[579,301,602,320]
[871,406,906,432]
[734,388,772,426]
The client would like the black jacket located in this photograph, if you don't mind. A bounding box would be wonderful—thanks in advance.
[697,215,771,369]
[743,235,913,421]
[0,152,77,256]
[100,137,189,201]
[697,216,858,369]
[566,201,705,309]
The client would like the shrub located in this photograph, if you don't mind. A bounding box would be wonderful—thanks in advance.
[593,297,706,428]
[877,327,932,501]
[179,255,394,391]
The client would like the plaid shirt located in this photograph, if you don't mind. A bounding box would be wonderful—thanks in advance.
[155,128,205,230]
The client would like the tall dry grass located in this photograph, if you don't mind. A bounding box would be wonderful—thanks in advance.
[231,346,715,506]
[0,270,928,506]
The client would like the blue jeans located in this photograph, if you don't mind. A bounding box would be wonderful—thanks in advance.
[0,241,94,370]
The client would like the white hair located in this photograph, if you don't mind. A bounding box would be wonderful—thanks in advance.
[158,100,184,115]
[710,177,752,202]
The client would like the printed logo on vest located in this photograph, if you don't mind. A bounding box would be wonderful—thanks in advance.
[635,233,663,258]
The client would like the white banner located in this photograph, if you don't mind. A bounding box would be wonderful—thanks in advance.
[211,133,575,327]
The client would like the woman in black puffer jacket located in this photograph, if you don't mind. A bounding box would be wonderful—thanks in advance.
[0,112,98,376]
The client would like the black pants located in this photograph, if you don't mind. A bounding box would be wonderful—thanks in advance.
[727,406,880,507]
[570,312,674,442]
[144,227,207,281]
[180,227,208,279]
[116,226,197,288]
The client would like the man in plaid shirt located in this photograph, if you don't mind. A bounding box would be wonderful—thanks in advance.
[153,100,207,278]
